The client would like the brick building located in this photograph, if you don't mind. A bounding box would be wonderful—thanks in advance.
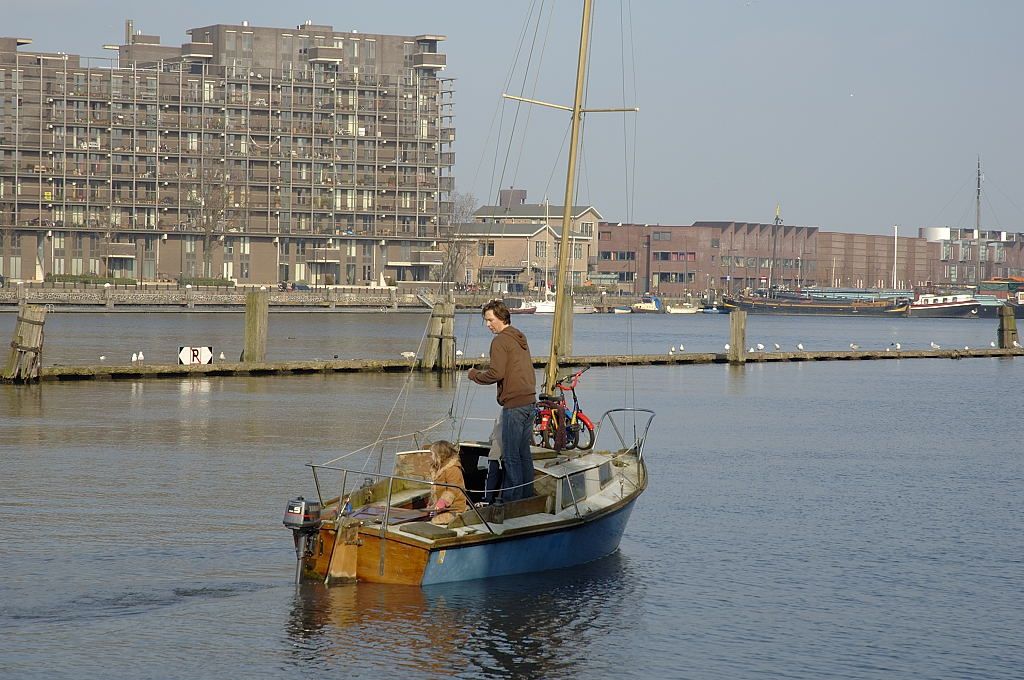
[592,221,1024,297]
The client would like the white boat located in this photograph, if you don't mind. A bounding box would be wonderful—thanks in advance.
[666,302,699,314]
[630,294,665,313]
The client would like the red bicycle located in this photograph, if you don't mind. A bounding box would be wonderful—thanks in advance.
[532,367,596,451]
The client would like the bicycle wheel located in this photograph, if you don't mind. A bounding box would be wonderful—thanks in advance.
[575,421,595,450]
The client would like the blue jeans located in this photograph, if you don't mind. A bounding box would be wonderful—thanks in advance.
[500,404,536,501]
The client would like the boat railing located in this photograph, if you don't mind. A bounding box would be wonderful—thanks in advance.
[593,408,656,461]
[308,462,501,535]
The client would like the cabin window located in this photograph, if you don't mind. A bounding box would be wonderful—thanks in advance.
[561,472,587,509]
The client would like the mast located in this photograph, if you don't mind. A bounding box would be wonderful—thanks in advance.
[545,0,593,394]
[975,156,982,286]
[892,224,898,290]
[768,204,781,291]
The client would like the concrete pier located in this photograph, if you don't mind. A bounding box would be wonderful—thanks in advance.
[36,347,1023,382]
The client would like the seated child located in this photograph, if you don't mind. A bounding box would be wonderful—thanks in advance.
[429,440,468,525]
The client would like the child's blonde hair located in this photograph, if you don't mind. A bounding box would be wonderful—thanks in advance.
[429,440,461,474]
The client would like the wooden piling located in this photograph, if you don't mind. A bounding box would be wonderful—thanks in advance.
[728,309,747,364]
[998,305,1019,349]
[439,292,456,371]
[241,290,269,363]
[3,304,47,383]
[421,302,443,371]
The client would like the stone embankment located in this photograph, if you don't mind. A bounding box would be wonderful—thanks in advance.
[0,285,431,311]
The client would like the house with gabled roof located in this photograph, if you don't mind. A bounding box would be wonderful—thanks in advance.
[446,189,597,290]
[448,220,593,291]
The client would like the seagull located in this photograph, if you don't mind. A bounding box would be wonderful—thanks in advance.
[131,352,138,363]
[400,351,416,360]
[724,343,731,351]
[756,343,765,351]
[218,351,226,361]
[964,346,970,350]
[99,355,106,362]
[455,349,464,357]
[895,342,901,350]
[773,343,781,352]
[748,347,755,353]
[990,341,997,348]
[1014,340,1022,349]
[849,343,859,350]
[670,346,677,353]
[137,351,144,362]
[679,345,684,352]
[480,353,486,358]
[930,341,941,350]
[796,343,804,351]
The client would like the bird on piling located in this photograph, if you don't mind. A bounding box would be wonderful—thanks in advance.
[930,341,941,350]
[679,345,685,352]
[138,351,144,362]
[218,351,226,361]
[1014,340,1022,349]
[849,343,860,350]
[756,343,765,351]
[796,343,805,351]
[99,355,106,362]
[990,341,997,348]
[724,343,731,351]
[400,351,416,360]
[456,349,464,357]
[773,343,781,351]
[131,352,138,363]
[670,346,676,353]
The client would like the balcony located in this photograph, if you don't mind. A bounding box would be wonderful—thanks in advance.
[412,53,447,69]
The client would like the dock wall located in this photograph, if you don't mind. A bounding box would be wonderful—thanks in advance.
[36,348,1024,382]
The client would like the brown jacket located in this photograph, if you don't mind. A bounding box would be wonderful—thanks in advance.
[470,326,536,408]
[430,457,469,519]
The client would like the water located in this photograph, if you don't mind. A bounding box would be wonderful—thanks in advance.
[1,315,1022,679]
[0,310,1010,366]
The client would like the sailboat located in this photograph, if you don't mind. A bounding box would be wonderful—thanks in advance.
[282,0,653,586]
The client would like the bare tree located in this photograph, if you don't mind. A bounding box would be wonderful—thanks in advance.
[435,190,478,284]
[186,169,234,279]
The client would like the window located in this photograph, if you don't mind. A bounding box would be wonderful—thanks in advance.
[580,221,594,237]
[599,251,612,260]
[535,241,546,259]
[599,231,611,241]
[711,238,720,248]
[478,241,494,257]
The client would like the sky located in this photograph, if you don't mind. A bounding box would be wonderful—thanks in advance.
[6,0,1024,235]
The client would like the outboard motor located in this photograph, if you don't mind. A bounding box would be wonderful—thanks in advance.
[283,496,322,583]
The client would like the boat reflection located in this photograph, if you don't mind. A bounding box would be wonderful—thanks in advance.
[285,551,642,675]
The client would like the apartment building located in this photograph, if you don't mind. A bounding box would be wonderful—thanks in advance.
[0,20,453,284]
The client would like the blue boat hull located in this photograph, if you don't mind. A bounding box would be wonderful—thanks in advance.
[420,499,638,585]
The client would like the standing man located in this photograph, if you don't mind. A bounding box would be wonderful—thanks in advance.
[469,300,537,502]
